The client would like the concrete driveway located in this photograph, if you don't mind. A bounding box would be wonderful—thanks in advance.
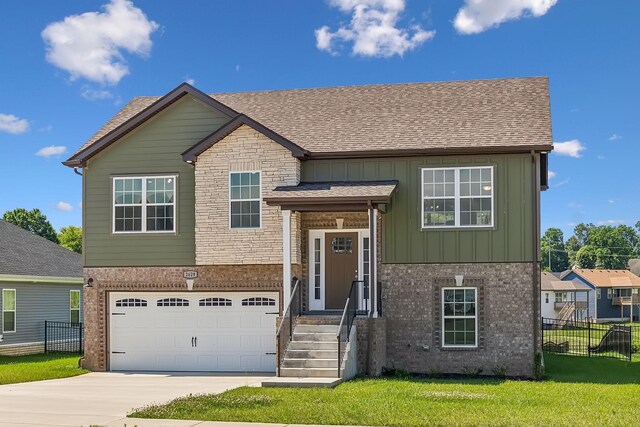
[0,371,269,427]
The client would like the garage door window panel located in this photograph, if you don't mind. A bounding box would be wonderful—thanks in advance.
[242,297,276,306]
[157,298,189,307]
[199,298,232,307]
[116,298,148,307]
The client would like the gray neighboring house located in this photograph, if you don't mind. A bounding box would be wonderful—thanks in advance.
[0,220,83,355]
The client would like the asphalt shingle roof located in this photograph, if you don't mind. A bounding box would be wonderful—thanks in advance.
[74,77,552,157]
[0,220,82,278]
[265,181,398,202]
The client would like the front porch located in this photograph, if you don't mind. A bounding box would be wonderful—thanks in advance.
[264,181,397,381]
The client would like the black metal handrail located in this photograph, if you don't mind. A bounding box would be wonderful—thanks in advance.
[276,277,301,375]
[336,280,359,377]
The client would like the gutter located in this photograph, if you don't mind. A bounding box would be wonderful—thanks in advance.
[0,274,83,285]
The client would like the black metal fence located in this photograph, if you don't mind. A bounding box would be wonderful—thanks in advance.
[44,320,83,354]
[542,317,640,361]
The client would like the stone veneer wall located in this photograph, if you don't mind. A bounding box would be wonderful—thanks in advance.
[0,342,45,356]
[380,262,538,378]
[82,265,289,371]
[194,124,301,265]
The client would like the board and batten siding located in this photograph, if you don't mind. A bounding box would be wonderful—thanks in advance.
[83,96,231,267]
[0,283,83,346]
[302,154,534,264]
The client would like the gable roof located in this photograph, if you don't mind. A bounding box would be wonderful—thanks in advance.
[66,77,552,166]
[565,269,640,288]
[64,83,238,167]
[0,220,82,278]
[182,115,308,161]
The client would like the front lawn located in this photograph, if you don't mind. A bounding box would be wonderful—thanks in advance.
[131,354,640,427]
[0,353,87,385]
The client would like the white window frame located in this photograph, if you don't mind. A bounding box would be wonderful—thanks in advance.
[2,289,16,333]
[596,288,601,299]
[442,287,478,349]
[421,166,495,229]
[70,290,81,323]
[228,171,262,229]
[112,175,177,234]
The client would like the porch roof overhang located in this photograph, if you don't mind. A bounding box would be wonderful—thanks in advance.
[264,180,398,212]
[542,280,592,292]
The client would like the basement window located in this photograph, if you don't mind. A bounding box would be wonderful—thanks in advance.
[442,287,477,348]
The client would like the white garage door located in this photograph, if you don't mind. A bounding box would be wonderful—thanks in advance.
[109,292,278,372]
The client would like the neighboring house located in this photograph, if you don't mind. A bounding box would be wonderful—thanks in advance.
[0,220,83,355]
[540,271,590,322]
[64,77,552,378]
[561,269,640,322]
[629,259,640,277]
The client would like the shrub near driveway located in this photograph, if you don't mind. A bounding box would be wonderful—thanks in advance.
[131,354,640,427]
[0,353,87,385]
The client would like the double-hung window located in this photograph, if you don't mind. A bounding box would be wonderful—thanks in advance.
[2,289,16,333]
[229,172,261,228]
[422,166,494,228]
[113,176,176,233]
[70,290,81,323]
[442,287,477,348]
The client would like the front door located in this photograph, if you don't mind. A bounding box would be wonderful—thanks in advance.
[325,232,359,309]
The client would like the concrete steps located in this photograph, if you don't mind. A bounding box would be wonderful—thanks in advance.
[279,318,342,379]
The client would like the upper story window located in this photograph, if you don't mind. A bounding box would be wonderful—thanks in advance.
[229,172,261,229]
[422,166,494,229]
[113,176,176,233]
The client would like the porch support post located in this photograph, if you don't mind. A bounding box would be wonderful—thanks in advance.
[282,209,292,309]
[369,207,378,318]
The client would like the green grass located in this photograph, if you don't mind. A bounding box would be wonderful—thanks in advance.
[130,354,640,427]
[0,353,87,385]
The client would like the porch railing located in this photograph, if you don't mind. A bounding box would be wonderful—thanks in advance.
[276,277,301,376]
[336,280,359,378]
[613,296,640,306]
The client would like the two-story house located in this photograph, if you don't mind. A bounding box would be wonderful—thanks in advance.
[64,77,552,378]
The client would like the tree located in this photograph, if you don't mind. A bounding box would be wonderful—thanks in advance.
[2,208,59,244]
[58,226,82,253]
[541,228,569,272]
[565,235,581,268]
[574,225,639,269]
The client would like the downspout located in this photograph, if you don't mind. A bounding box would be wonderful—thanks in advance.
[531,151,541,355]
[73,167,83,176]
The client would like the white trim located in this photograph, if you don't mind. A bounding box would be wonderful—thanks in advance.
[441,287,478,349]
[371,208,378,317]
[228,170,262,230]
[307,229,369,311]
[2,288,16,334]
[282,209,292,308]
[112,175,177,234]
[0,274,82,284]
[421,166,494,229]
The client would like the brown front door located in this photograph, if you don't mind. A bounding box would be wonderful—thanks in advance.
[325,232,358,309]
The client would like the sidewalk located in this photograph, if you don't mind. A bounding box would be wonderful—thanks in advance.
[106,419,368,427]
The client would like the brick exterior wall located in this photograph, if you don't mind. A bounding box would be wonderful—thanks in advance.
[194,124,301,265]
[355,317,387,376]
[380,262,538,378]
[82,265,284,371]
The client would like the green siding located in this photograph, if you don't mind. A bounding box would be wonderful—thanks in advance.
[83,96,231,267]
[302,154,534,263]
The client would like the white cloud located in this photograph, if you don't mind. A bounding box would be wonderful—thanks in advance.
[185,77,195,85]
[235,64,240,72]
[81,87,114,100]
[78,201,83,209]
[56,201,74,211]
[554,178,570,188]
[553,139,586,158]
[454,0,557,35]
[568,201,583,209]
[548,170,556,179]
[35,145,67,158]
[0,113,29,134]
[42,0,159,85]
[609,133,622,141]
[608,199,615,204]
[597,155,606,160]
[316,0,435,57]
[597,219,625,226]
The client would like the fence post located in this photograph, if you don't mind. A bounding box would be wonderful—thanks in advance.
[587,320,591,358]
[44,321,48,353]
[541,317,544,347]
[630,326,633,362]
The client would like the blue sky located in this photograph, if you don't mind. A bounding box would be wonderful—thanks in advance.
[0,0,637,240]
